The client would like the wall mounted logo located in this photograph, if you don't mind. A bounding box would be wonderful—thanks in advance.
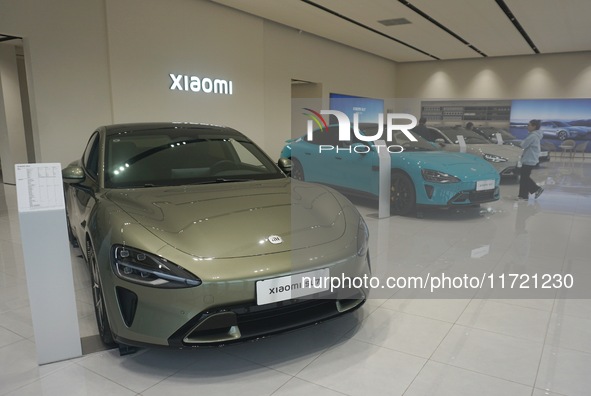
[169,73,233,95]
[304,109,418,154]
[305,110,418,142]
[302,108,329,133]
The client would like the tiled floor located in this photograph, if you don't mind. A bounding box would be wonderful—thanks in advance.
[1,156,590,395]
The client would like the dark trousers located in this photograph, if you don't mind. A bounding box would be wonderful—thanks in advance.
[518,164,539,198]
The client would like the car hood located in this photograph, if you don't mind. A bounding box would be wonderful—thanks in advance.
[105,179,346,258]
[398,151,499,180]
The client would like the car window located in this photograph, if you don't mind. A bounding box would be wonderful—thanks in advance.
[83,132,100,180]
[419,127,446,142]
[104,128,284,188]
[439,127,491,144]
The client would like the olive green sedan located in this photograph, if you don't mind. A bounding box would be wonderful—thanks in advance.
[63,123,370,350]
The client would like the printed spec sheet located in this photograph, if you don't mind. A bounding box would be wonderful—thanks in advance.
[15,163,65,212]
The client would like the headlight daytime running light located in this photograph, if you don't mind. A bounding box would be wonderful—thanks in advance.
[357,218,369,257]
[421,169,460,183]
[111,245,201,288]
[483,153,508,163]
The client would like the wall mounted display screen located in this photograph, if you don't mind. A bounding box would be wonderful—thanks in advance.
[329,93,384,124]
[510,99,591,150]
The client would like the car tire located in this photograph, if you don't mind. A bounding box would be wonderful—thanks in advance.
[87,240,116,347]
[557,130,568,140]
[390,171,416,216]
[291,158,305,181]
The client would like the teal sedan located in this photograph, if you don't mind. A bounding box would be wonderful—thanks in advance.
[280,124,500,215]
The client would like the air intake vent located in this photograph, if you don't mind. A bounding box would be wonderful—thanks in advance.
[378,18,411,26]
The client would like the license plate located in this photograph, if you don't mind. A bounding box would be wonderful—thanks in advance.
[540,151,548,157]
[476,179,495,191]
[256,268,329,305]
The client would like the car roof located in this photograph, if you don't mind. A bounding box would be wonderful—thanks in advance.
[100,122,243,137]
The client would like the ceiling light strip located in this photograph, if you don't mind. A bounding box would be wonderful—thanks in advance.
[301,0,440,60]
[398,0,487,57]
[494,0,539,53]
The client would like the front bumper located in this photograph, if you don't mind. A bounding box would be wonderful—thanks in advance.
[104,248,371,348]
[419,179,500,207]
[447,186,500,205]
[167,289,366,347]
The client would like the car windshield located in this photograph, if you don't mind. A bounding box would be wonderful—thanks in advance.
[478,127,515,140]
[357,124,437,151]
[104,128,284,188]
[438,126,491,144]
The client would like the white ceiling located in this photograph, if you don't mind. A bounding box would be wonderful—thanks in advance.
[211,0,591,62]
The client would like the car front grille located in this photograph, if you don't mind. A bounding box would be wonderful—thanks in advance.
[167,290,366,347]
[469,189,497,203]
[448,187,499,205]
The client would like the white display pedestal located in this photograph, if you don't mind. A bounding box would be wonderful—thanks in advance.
[376,140,391,219]
[15,163,82,365]
[496,132,504,145]
[457,135,467,153]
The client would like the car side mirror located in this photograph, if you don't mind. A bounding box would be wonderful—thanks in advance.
[62,165,85,184]
[277,158,292,174]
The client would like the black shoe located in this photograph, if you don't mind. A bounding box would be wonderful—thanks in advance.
[534,187,544,199]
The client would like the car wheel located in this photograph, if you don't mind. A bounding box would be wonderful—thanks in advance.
[87,240,116,346]
[557,130,568,140]
[390,171,416,216]
[291,158,305,181]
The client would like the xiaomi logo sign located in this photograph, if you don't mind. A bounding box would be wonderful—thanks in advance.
[169,73,233,95]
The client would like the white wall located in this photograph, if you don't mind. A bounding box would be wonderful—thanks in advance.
[0,46,28,183]
[262,21,398,156]
[1,0,589,170]
[0,0,113,169]
[105,0,266,143]
[0,0,398,168]
[396,51,591,100]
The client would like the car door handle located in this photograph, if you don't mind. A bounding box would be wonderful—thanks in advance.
[335,157,342,160]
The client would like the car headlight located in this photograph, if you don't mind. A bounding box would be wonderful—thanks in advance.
[483,153,508,163]
[357,218,369,257]
[421,169,460,183]
[111,245,201,288]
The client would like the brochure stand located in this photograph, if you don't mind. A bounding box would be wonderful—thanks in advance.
[376,140,391,218]
[457,135,467,153]
[15,163,82,364]
[496,133,504,145]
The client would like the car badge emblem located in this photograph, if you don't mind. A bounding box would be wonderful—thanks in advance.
[268,235,283,244]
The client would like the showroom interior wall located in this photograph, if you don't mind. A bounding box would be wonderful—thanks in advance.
[0,0,398,172]
[395,51,591,102]
[2,0,591,178]
[104,0,398,159]
[0,0,113,184]
[0,45,28,184]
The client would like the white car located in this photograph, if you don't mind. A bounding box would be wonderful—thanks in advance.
[418,126,522,177]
